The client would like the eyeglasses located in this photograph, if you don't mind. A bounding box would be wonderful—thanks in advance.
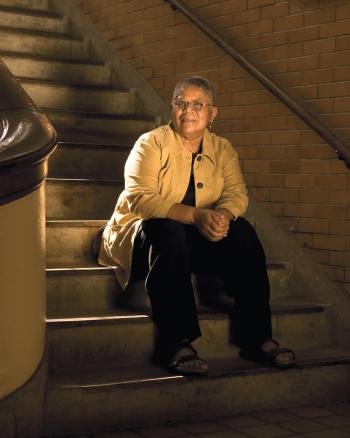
[172,99,214,112]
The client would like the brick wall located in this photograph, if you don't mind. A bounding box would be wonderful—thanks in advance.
[76,0,350,292]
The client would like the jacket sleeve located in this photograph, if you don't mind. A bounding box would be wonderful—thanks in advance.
[123,134,174,219]
[214,143,249,219]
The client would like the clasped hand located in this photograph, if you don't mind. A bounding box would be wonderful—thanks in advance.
[193,208,230,242]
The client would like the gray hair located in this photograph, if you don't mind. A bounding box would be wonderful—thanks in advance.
[172,76,216,104]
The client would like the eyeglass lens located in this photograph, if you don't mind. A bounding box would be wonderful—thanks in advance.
[174,100,204,111]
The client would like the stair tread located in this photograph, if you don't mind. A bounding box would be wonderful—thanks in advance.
[46,264,113,272]
[46,297,330,326]
[47,107,157,121]
[45,218,265,227]
[46,260,290,271]
[46,219,106,226]
[20,77,129,92]
[57,141,132,150]
[0,23,82,41]
[0,4,62,19]
[1,49,104,66]
[57,129,139,144]
[47,177,123,185]
[48,347,350,389]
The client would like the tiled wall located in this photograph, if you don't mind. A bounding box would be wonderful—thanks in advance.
[76,0,350,293]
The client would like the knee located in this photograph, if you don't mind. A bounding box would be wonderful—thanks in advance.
[226,218,266,263]
[142,218,187,248]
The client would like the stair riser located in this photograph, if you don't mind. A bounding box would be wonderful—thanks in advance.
[22,82,136,115]
[46,182,122,220]
[0,31,89,60]
[4,56,111,85]
[47,270,121,316]
[0,0,48,10]
[46,268,291,315]
[48,309,332,371]
[46,223,100,265]
[48,145,130,180]
[0,10,67,33]
[48,113,157,139]
[45,364,350,436]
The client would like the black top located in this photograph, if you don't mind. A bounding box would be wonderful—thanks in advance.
[181,153,198,206]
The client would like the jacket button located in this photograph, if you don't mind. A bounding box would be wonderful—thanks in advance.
[196,155,202,161]
[197,182,203,189]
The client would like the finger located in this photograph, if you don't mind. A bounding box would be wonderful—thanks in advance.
[210,223,228,233]
[206,234,222,242]
[207,234,225,242]
[200,228,221,241]
[207,227,227,240]
[211,213,226,225]
[208,221,229,233]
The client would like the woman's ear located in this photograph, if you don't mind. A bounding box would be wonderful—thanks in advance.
[210,105,218,123]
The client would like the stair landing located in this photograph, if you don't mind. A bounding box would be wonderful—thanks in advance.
[48,400,350,438]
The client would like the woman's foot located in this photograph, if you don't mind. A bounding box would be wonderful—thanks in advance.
[261,339,297,368]
[240,339,297,369]
[169,344,209,376]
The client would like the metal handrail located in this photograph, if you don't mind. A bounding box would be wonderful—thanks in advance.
[164,0,350,166]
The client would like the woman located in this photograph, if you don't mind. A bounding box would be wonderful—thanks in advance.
[98,76,296,375]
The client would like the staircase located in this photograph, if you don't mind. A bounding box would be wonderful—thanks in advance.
[1,1,350,436]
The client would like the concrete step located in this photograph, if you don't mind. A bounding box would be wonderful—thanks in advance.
[21,79,137,115]
[45,221,292,297]
[3,53,111,85]
[0,27,91,60]
[46,220,104,266]
[0,6,67,33]
[48,142,131,180]
[46,266,121,316]
[46,299,332,372]
[46,109,159,140]
[44,348,350,436]
[56,128,140,145]
[46,178,123,220]
[0,0,49,11]
[46,262,292,315]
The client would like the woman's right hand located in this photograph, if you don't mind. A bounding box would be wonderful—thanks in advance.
[193,208,229,242]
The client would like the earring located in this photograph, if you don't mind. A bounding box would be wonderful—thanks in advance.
[208,121,213,130]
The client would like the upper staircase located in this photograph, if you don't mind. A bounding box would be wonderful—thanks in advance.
[1,1,349,436]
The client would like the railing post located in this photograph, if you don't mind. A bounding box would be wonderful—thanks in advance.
[0,58,57,437]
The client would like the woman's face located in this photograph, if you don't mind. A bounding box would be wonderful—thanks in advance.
[171,85,218,141]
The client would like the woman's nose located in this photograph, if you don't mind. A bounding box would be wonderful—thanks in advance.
[182,102,194,112]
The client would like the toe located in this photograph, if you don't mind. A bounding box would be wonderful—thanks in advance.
[276,352,296,366]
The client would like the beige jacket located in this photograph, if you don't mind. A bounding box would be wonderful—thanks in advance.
[98,124,249,289]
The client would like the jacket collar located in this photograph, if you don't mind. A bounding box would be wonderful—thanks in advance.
[168,123,216,166]
[202,128,216,166]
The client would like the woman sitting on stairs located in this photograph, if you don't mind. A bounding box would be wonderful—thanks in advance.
[95,75,297,376]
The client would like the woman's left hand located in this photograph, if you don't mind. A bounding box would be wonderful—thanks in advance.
[194,208,229,242]
[209,212,230,241]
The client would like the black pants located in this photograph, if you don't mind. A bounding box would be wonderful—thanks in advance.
[131,217,272,356]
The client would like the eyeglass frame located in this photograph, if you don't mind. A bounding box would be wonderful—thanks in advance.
[171,99,215,112]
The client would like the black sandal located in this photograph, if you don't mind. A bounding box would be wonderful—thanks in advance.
[168,341,209,376]
[240,340,297,369]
